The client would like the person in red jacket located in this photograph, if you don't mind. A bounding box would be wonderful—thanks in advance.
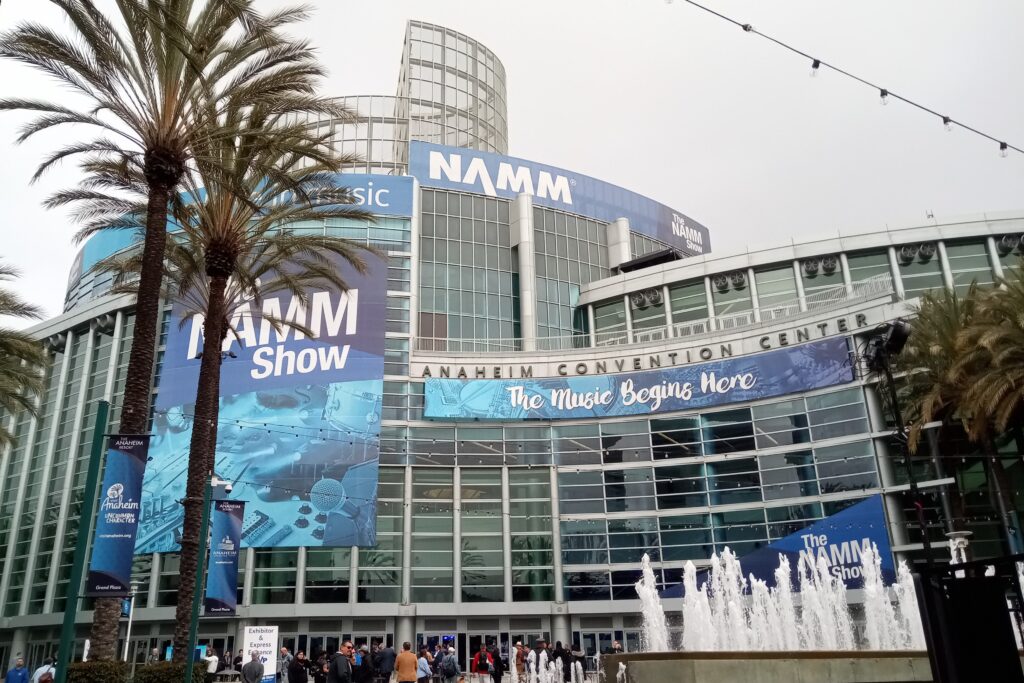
[470,643,494,682]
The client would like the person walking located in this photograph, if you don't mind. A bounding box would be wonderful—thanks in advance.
[569,643,586,683]
[415,648,432,683]
[288,651,310,683]
[29,658,55,683]
[311,654,329,683]
[512,642,526,683]
[470,643,493,683]
[375,642,396,683]
[280,647,294,683]
[352,645,374,683]
[242,652,266,683]
[204,648,220,683]
[327,642,355,683]
[395,642,417,683]
[439,647,461,683]
[147,647,162,666]
[5,658,29,683]
[486,642,503,683]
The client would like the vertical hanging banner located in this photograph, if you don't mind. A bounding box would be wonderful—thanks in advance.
[205,499,245,615]
[86,434,150,596]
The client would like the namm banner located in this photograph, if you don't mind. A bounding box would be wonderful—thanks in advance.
[135,254,388,554]
[86,435,150,596]
[425,337,853,421]
[205,499,245,615]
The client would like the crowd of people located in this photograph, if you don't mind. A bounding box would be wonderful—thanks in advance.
[112,636,605,683]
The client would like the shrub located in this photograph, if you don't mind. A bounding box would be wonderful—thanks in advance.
[131,661,205,683]
[67,661,129,683]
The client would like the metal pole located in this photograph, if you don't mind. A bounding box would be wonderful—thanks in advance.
[55,400,110,683]
[881,352,935,568]
[122,585,137,662]
[183,475,213,683]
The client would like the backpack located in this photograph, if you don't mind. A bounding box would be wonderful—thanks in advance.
[39,668,55,683]
[442,654,459,678]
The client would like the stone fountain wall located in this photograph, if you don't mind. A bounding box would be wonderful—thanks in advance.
[603,651,934,683]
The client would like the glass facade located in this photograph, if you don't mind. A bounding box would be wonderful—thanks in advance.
[396,20,508,156]
[419,189,517,345]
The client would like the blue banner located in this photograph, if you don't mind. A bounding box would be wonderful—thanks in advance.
[205,499,245,615]
[86,435,150,596]
[409,141,711,256]
[136,255,387,553]
[425,337,852,420]
[662,495,894,597]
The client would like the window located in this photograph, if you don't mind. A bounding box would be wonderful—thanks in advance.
[945,240,995,295]
[806,389,869,440]
[755,266,798,311]
[814,441,879,494]
[668,279,708,328]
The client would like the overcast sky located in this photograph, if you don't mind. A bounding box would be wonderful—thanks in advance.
[2,0,1022,322]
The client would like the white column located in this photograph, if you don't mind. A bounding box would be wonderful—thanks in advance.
[242,548,255,606]
[703,276,716,330]
[622,295,633,343]
[747,268,761,323]
[147,553,160,608]
[20,331,75,614]
[792,261,807,312]
[409,179,421,341]
[401,465,413,604]
[987,236,1005,280]
[349,547,359,606]
[605,218,631,271]
[937,241,954,290]
[661,285,673,336]
[452,467,462,603]
[548,467,565,603]
[295,547,307,605]
[501,467,512,603]
[887,247,906,300]
[44,326,97,611]
[864,384,909,547]
[586,305,597,348]
[511,193,538,352]
[839,253,854,295]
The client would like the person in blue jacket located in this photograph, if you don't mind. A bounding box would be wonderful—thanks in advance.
[5,657,29,683]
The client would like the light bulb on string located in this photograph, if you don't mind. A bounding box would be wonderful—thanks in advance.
[810,59,820,77]
[1000,142,1009,158]
[879,89,889,106]
[943,116,952,132]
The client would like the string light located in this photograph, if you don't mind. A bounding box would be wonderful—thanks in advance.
[942,116,952,132]
[669,0,1023,157]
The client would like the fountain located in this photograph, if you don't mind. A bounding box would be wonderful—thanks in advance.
[634,543,924,652]
[613,544,930,682]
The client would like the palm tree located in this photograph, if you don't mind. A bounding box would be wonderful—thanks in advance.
[87,98,379,659]
[957,261,1024,436]
[0,261,47,448]
[1,0,356,659]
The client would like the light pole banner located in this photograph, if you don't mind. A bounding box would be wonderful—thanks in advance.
[242,625,278,683]
[86,434,150,596]
[205,499,245,616]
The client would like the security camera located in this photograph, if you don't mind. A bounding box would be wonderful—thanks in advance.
[224,482,233,494]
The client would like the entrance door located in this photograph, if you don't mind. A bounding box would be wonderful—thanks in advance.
[466,632,500,678]
[307,635,340,663]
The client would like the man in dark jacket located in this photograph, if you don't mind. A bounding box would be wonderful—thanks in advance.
[242,652,265,683]
[352,645,374,683]
[487,642,504,683]
[374,643,396,683]
[327,642,354,683]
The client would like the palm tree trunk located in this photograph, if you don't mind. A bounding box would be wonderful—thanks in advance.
[171,274,228,662]
[88,182,172,661]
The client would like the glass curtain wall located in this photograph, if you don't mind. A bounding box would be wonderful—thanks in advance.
[534,208,609,342]
[419,189,517,346]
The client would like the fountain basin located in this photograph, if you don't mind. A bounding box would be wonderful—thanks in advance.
[603,650,935,683]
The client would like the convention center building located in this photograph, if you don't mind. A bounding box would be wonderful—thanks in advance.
[2,18,1023,673]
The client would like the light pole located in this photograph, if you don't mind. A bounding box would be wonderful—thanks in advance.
[865,319,934,568]
[182,474,231,683]
[122,582,138,663]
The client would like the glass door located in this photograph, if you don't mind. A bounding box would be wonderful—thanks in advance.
[466,633,500,682]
